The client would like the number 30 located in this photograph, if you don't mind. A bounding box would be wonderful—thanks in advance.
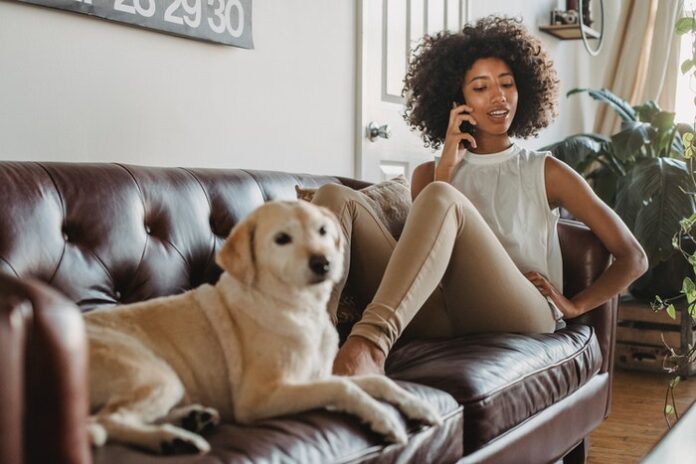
[207,0,244,37]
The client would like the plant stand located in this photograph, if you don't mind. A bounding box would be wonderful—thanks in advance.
[616,294,696,378]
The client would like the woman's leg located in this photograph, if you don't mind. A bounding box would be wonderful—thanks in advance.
[351,181,556,356]
[311,183,450,333]
[311,183,395,320]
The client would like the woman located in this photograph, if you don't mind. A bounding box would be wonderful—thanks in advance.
[313,16,648,376]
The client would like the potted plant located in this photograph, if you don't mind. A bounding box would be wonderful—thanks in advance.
[542,90,696,300]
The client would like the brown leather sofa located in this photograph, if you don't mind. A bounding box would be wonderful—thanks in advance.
[0,162,616,464]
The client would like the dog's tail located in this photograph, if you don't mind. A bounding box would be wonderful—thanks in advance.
[88,418,107,447]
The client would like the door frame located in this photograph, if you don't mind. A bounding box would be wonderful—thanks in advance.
[354,0,472,180]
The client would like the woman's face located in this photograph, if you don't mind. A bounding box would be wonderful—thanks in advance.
[461,57,518,136]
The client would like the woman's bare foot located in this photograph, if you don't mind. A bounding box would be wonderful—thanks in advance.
[332,336,386,376]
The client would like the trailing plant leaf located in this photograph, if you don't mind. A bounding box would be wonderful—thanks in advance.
[684,132,695,159]
[567,88,637,122]
[683,277,696,304]
[615,158,696,267]
[666,304,676,319]
[675,16,695,35]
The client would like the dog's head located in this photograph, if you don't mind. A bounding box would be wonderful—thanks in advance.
[216,201,345,292]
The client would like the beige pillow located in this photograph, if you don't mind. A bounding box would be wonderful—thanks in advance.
[295,175,411,239]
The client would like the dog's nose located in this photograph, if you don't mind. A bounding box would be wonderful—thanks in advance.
[309,254,330,275]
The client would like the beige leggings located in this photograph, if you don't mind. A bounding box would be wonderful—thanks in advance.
[312,181,556,356]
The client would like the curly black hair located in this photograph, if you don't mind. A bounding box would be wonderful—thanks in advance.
[403,16,559,149]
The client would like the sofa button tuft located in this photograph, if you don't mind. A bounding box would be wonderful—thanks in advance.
[145,225,152,234]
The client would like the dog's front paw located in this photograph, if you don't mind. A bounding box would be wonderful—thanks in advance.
[399,397,442,426]
[365,405,408,444]
[179,405,220,434]
[158,425,210,455]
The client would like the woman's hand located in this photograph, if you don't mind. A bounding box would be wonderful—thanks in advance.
[523,271,582,319]
[435,103,478,182]
[332,336,386,376]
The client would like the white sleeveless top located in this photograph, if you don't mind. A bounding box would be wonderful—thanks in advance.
[445,144,565,326]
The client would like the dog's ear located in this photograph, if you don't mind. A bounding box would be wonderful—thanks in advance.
[216,215,257,286]
[317,206,344,253]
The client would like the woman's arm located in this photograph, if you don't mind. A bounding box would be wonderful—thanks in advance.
[544,156,649,317]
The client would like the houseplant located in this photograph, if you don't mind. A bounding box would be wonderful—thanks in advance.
[542,89,696,300]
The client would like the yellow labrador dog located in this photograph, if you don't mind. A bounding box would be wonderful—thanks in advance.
[86,200,441,454]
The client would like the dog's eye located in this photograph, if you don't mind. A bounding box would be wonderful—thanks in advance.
[274,232,292,245]
[319,225,327,236]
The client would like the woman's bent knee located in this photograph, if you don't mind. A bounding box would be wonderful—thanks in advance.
[415,181,474,211]
[312,183,360,211]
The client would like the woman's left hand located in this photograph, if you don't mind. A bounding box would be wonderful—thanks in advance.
[523,271,582,319]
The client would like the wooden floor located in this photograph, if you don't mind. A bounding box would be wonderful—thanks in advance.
[587,368,696,463]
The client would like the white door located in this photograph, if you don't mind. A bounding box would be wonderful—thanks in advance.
[357,0,470,182]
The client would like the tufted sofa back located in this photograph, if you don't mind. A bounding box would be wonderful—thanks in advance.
[0,162,363,312]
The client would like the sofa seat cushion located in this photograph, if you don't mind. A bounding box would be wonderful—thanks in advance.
[385,324,601,453]
[92,382,462,464]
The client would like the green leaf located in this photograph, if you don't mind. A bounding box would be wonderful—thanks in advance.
[676,17,696,35]
[682,59,695,74]
[684,132,695,145]
[614,158,696,268]
[670,376,681,388]
[667,304,677,319]
[568,88,637,122]
[541,135,603,173]
[683,277,696,304]
[666,404,674,415]
[634,101,661,123]
[652,112,676,132]
[681,213,696,233]
[690,303,696,318]
[611,122,651,161]
[588,165,620,206]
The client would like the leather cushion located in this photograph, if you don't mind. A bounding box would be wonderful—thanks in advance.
[92,382,463,464]
[385,324,601,453]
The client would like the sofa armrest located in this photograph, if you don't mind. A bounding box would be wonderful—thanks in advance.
[558,219,617,376]
[0,272,91,464]
[0,276,30,464]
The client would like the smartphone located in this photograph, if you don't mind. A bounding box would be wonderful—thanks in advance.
[453,97,474,149]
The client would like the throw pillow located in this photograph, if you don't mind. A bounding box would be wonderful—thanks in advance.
[295,175,411,239]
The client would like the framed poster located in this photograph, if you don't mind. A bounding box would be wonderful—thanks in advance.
[17,0,253,49]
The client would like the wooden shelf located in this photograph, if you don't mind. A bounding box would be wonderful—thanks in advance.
[539,24,600,40]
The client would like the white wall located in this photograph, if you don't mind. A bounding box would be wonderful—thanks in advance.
[0,0,356,176]
[0,0,621,176]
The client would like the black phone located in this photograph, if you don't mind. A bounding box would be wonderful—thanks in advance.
[453,97,474,149]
